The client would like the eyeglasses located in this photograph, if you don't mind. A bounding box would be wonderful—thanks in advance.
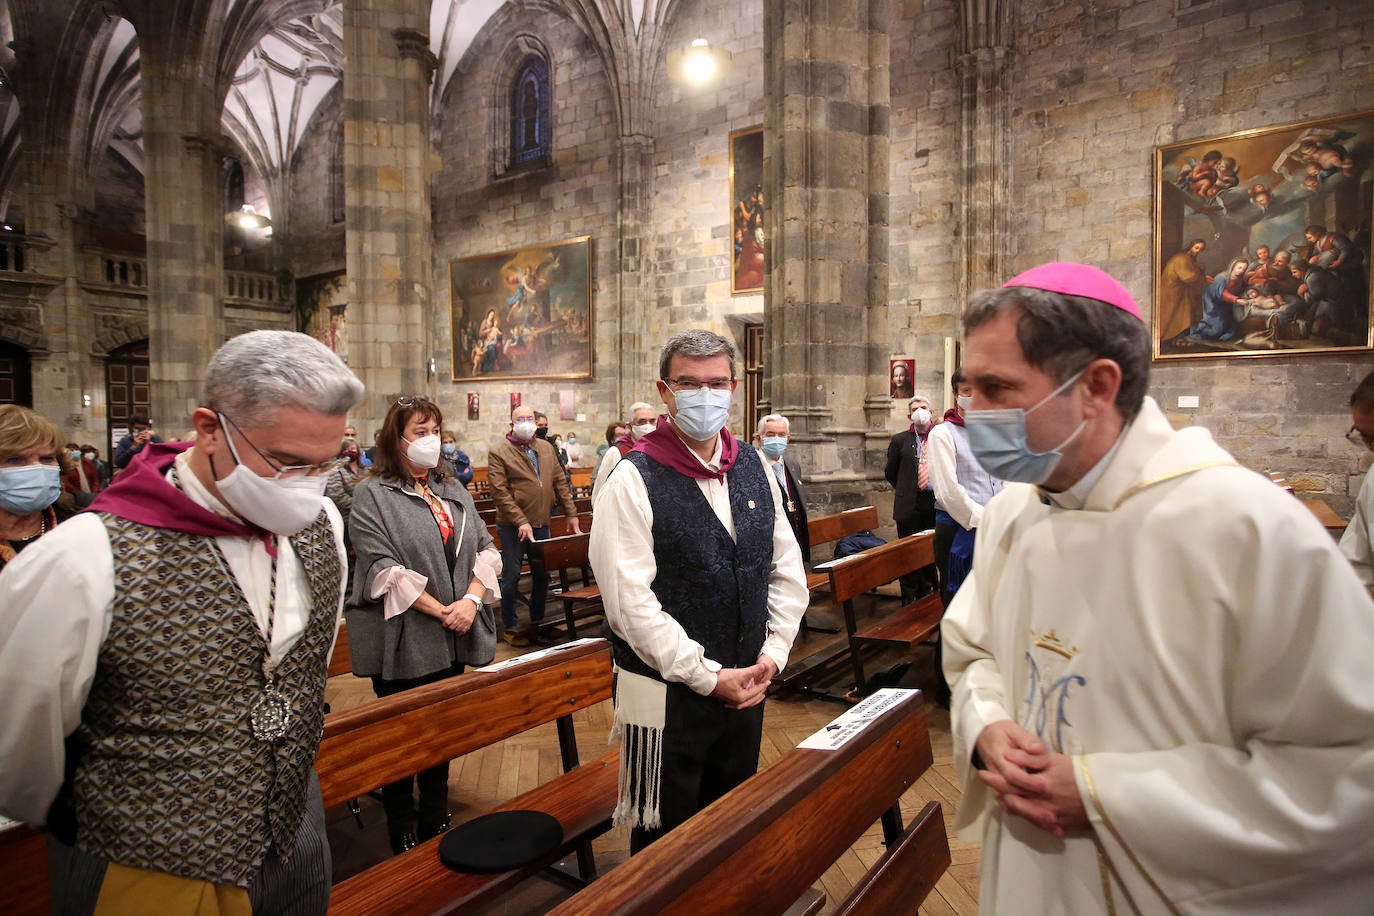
[1347,425,1374,451]
[218,412,345,480]
[662,376,735,392]
[395,396,437,409]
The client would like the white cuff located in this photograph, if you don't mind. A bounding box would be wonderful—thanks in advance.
[370,565,429,620]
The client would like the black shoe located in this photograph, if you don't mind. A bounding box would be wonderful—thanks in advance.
[418,813,452,842]
[389,831,418,855]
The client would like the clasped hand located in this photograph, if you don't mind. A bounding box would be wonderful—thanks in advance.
[709,655,777,710]
[974,719,1089,837]
[439,597,478,633]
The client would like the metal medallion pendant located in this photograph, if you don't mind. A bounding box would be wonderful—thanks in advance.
[250,687,292,742]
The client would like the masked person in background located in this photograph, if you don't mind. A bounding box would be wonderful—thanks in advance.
[886,394,939,601]
[0,330,361,915]
[345,396,500,854]
[592,400,658,506]
[589,329,807,852]
[753,413,810,563]
[0,405,74,573]
[928,369,1003,607]
[439,431,474,486]
[487,403,580,646]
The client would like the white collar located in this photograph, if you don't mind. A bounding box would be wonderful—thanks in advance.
[1042,432,1125,510]
[171,449,247,523]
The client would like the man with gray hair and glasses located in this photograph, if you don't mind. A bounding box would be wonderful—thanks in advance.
[941,263,1374,914]
[591,399,658,506]
[0,330,361,914]
[589,328,807,853]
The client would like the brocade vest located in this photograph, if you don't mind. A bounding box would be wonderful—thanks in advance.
[67,512,340,887]
[610,450,773,680]
[936,422,1003,519]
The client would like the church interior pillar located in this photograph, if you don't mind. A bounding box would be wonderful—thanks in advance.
[342,0,435,434]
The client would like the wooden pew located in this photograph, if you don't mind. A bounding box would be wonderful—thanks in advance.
[327,619,352,678]
[830,533,942,698]
[569,467,593,497]
[805,505,880,593]
[549,689,949,915]
[0,823,48,916]
[831,801,950,916]
[538,532,602,640]
[468,465,489,495]
[319,640,619,916]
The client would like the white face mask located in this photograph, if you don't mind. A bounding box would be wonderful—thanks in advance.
[214,419,326,536]
[631,422,655,441]
[957,394,972,411]
[403,433,442,469]
[512,420,537,441]
[910,407,932,429]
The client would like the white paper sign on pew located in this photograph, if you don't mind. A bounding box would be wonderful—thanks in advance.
[797,688,918,751]
[472,637,602,674]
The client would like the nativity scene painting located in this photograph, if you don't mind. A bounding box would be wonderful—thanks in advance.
[449,237,593,381]
[1154,109,1373,359]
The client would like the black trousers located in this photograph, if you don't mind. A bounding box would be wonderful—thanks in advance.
[629,682,767,854]
[896,516,940,603]
[371,662,464,839]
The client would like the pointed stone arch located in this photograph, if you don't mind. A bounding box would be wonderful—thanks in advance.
[91,319,149,356]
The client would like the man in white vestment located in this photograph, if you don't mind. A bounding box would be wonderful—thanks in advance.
[942,262,1374,915]
[1339,368,1374,596]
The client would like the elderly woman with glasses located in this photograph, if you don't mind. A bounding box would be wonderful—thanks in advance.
[345,396,500,854]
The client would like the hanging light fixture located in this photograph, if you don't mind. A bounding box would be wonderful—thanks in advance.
[666,38,732,86]
[226,203,272,230]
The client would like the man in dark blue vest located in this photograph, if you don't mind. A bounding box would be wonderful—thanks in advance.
[589,329,808,852]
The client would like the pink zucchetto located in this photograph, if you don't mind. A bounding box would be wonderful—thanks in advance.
[1002,262,1143,322]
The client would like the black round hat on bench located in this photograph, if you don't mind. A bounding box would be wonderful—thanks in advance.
[438,810,564,873]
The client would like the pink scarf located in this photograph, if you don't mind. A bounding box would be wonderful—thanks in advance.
[630,415,739,482]
[86,441,276,555]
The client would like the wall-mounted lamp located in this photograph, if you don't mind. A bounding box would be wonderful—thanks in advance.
[666,38,732,86]
[82,393,92,407]
[226,203,271,230]
[427,357,436,378]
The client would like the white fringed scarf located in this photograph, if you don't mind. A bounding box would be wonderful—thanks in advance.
[610,668,667,830]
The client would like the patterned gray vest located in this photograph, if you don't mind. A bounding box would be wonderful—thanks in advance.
[69,512,340,887]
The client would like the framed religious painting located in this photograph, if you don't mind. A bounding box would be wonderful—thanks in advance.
[467,392,480,421]
[730,126,765,295]
[889,358,915,399]
[450,236,593,380]
[1153,108,1374,360]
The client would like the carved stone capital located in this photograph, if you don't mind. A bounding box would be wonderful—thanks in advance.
[392,29,438,83]
[181,133,223,158]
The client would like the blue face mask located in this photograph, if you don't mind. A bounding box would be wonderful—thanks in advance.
[0,464,62,515]
[441,443,458,458]
[671,386,732,441]
[964,369,1088,485]
[760,436,787,458]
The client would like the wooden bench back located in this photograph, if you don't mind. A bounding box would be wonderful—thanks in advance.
[548,513,593,538]
[550,691,938,915]
[540,533,592,571]
[828,533,936,605]
[0,824,48,915]
[315,640,612,809]
[327,620,352,678]
[807,505,879,547]
[569,467,593,491]
[831,801,950,916]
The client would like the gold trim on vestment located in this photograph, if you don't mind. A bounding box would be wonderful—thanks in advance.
[1080,754,1182,916]
[1111,460,1238,510]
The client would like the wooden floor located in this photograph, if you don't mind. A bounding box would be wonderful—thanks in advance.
[324,592,981,914]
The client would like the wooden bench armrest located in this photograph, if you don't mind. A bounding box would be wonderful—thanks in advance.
[831,802,950,916]
[328,748,620,916]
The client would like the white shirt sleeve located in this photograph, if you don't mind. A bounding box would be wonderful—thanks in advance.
[1339,465,1374,587]
[590,446,622,509]
[589,459,721,695]
[928,423,983,530]
[756,448,809,676]
[0,513,115,826]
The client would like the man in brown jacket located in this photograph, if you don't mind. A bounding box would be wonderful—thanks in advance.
[489,403,582,645]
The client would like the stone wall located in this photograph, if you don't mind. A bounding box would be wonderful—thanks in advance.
[286,85,346,279]
[645,0,766,426]
[889,0,1374,514]
[91,149,146,236]
[429,4,622,464]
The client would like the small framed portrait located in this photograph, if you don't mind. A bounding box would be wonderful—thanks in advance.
[559,389,576,421]
[467,392,480,421]
[889,359,915,399]
[509,392,522,414]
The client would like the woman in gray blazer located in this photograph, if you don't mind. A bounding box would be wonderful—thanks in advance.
[346,395,500,854]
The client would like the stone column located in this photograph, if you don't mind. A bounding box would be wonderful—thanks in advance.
[615,132,655,410]
[342,0,435,432]
[957,0,1015,301]
[764,0,891,506]
[139,53,226,430]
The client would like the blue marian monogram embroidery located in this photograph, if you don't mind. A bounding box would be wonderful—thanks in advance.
[1021,629,1086,754]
